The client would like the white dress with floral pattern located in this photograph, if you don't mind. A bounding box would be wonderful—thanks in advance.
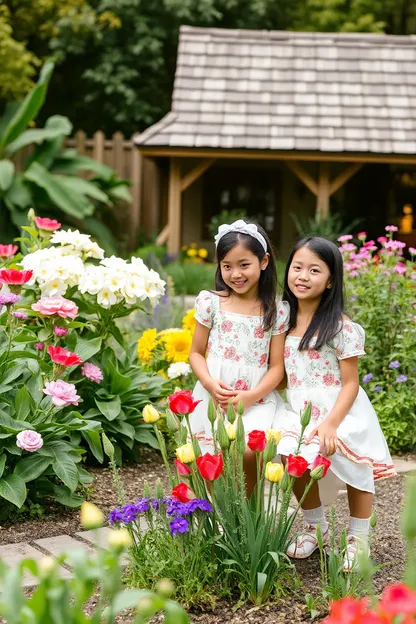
[190,290,289,452]
[275,320,395,501]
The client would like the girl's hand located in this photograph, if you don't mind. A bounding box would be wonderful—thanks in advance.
[205,378,236,406]
[307,420,338,456]
[230,390,256,412]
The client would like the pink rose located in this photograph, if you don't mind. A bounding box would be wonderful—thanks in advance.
[323,373,335,386]
[289,373,297,386]
[32,296,78,319]
[16,430,43,452]
[43,380,80,406]
[224,347,236,360]
[307,349,320,360]
[259,353,268,367]
[34,217,61,231]
[53,326,68,337]
[221,320,232,332]
[81,362,103,383]
[254,326,264,339]
[284,347,291,359]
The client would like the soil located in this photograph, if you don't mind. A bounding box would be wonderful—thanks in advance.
[0,451,412,623]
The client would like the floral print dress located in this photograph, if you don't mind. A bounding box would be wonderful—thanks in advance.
[190,290,289,452]
[275,320,395,502]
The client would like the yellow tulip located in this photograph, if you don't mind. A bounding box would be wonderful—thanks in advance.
[225,422,237,440]
[80,502,104,529]
[38,556,56,578]
[176,442,195,464]
[265,461,284,483]
[265,429,281,445]
[142,404,160,423]
[108,529,133,551]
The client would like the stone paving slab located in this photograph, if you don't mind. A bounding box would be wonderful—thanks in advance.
[34,535,93,558]
[0,542,71,589]
[392,457,416,474]
[76,528,129,566]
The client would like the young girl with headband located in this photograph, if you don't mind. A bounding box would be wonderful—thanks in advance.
[189,219,288,495]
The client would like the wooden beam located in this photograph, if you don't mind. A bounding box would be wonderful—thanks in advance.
[316,162,330,219]
[284,161,318,196]
[155,224,169,245]
[180,158,215,192]
[138,146,416,166]
[129,141,142,250]
[329,163,363,196]
[167,158,181,255]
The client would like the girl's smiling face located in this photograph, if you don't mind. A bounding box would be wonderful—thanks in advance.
[288,246,331,301]
[220,243,268,296]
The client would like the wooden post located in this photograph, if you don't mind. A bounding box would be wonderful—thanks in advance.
[93,130,105,163]
[112,131,124,177]
[75,130,87,155]
[129,135,142,250]
[316,162,330,220]
[167,158,181,255]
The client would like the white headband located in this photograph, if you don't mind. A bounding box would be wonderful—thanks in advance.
[214,220,268,253]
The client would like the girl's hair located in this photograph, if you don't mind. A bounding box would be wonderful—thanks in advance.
[283,236,344,350]
[214,221,278,332]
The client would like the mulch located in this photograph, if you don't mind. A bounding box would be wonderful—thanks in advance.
[0,450,411,623]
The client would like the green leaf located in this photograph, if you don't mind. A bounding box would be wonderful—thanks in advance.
[14,455,52,482]
[37,327,52,342]
[165,601,190,624]
[51,153,113,180]
[110,590,149,614]
[59,176,110,204]
[24,162,94,218]
[0,160,15,191]
[0,412,33,433]
[0,474,26,508]
[53,485,83,508]
[82,429,104,463]
[107,183,132,204]
[0,454,6,478]
[15,387,32,421]
[5,116,72,156]
[135,427,159,449]
[107,360,131,395]
[52,453,78,491]
[4,173,32,209]
[95,396,121,421]
[74,336,102,361]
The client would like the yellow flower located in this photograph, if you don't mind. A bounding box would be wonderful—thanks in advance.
[81,502,104,529]
[198,248,208,259]
[137,328,157,362]
[176,443,195,464]
[225,422,237,440]
[181,245,188,251]
[157,328,181,337]
[142,404,160,423]
[265,429,282,445]
[190,243,197,249]
[108,529,133,551]
[187,248,197,257]
[182,308,196,334]
[164,330,192,363]
[265,462,284,483]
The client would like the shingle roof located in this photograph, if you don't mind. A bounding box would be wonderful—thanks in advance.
[135,26,416,154]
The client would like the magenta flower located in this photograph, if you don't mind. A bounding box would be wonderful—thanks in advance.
[393,263,406,275]
[35,342,45,351]
[43,380,80,406]
[16,430,43,452]
[385,225,398,232]
[81,362,103,383]
[338,234,353,242]
[53,326,68,337]
[339,243,357,253]
[0,293,21,305]
[377,236,387,243]
[13,310,28,319]
[409,247,416,256]
[357,231,367,240]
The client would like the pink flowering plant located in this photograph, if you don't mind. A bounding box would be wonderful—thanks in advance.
[339,227,415,451]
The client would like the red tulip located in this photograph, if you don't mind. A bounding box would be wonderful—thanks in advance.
[196,453,224,481]
[168,390,202,415]
[34,217,61,231]
[0,244,18,258]
[286,454,309,478]
[171,483,194,503]
[310,454,331,480]
[379,583,416,616]
[48,345,82,367]
[0,269,33,285]
[174,458,191,476]
[326,596,369,623]
[247,430,267,452]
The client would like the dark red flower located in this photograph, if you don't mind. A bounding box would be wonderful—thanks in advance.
[171,483,194,503]
[286,454,309,478]
[310,454,331,480]
[168,390,201,415]
[379,583,416,616]
[48,345,82,367]
[0,269,33,285]
[247,430,267,452]
[174,458,191,476]
[196,453,224,481]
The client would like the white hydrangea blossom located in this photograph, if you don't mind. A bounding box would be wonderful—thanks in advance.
[50,229,104,260]
[21,247,85,296]
[167,362,192,379]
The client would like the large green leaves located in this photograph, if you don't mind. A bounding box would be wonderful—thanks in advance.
[5,115,72,156]
[0,160,15,191]
[14,455,52,483]
[52,453,79,492]
[0,474,26,508]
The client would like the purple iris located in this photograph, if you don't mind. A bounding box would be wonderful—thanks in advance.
[362,374,373,383]
[389,361,400,369]
[374,386,382,392]
[396,375,408,383]
[169,517,189,535]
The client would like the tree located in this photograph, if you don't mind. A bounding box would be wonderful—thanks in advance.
[0,6,37,101]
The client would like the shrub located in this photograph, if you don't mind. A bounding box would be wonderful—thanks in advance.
[164,262,216,296]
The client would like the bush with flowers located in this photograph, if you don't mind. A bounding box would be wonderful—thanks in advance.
[339,227,416,452]
[179,243,209,264]
[109,393,331,606]
[136,308,197,392]
[0,211,167,518]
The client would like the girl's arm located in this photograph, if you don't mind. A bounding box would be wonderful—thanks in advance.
[190,322,235,403]
[308,356,359,456]
[230,333,286,410]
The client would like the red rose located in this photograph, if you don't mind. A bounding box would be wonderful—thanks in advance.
[34,217,61,231]
[310,454,331,480]
[287,454,308,478]
[0,244,18,258]
[0,269,33,285]
[174,458,191,476]
[168,390,202,415]
[379,583,416,616]
[196,453,224,481]
[171,483,194,503]
[48,345,82,367]
[247,430,267,452]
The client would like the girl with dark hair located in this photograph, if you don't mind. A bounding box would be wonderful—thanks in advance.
[189,220,288,495]
[276,236,395,571]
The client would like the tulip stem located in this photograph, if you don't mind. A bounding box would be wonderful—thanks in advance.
[282,477,315,545]
[153,424,174,486]
[255,452,262,515]
[266,481,274,516]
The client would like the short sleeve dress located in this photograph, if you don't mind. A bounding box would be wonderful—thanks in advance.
[275,319,396,502]
[190,290,289,453]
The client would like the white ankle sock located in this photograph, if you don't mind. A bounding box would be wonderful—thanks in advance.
[303,505,328,533]
[348,516,370,541]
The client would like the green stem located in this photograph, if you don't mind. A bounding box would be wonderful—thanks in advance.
[266,481,274,516]
[255,452,261,514]
[154,424,174,486]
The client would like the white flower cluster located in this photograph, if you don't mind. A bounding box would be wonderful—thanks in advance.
[78,256,166,308]
[50,229,104,260]
[167,362,192,379]
[21,247,84,296]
